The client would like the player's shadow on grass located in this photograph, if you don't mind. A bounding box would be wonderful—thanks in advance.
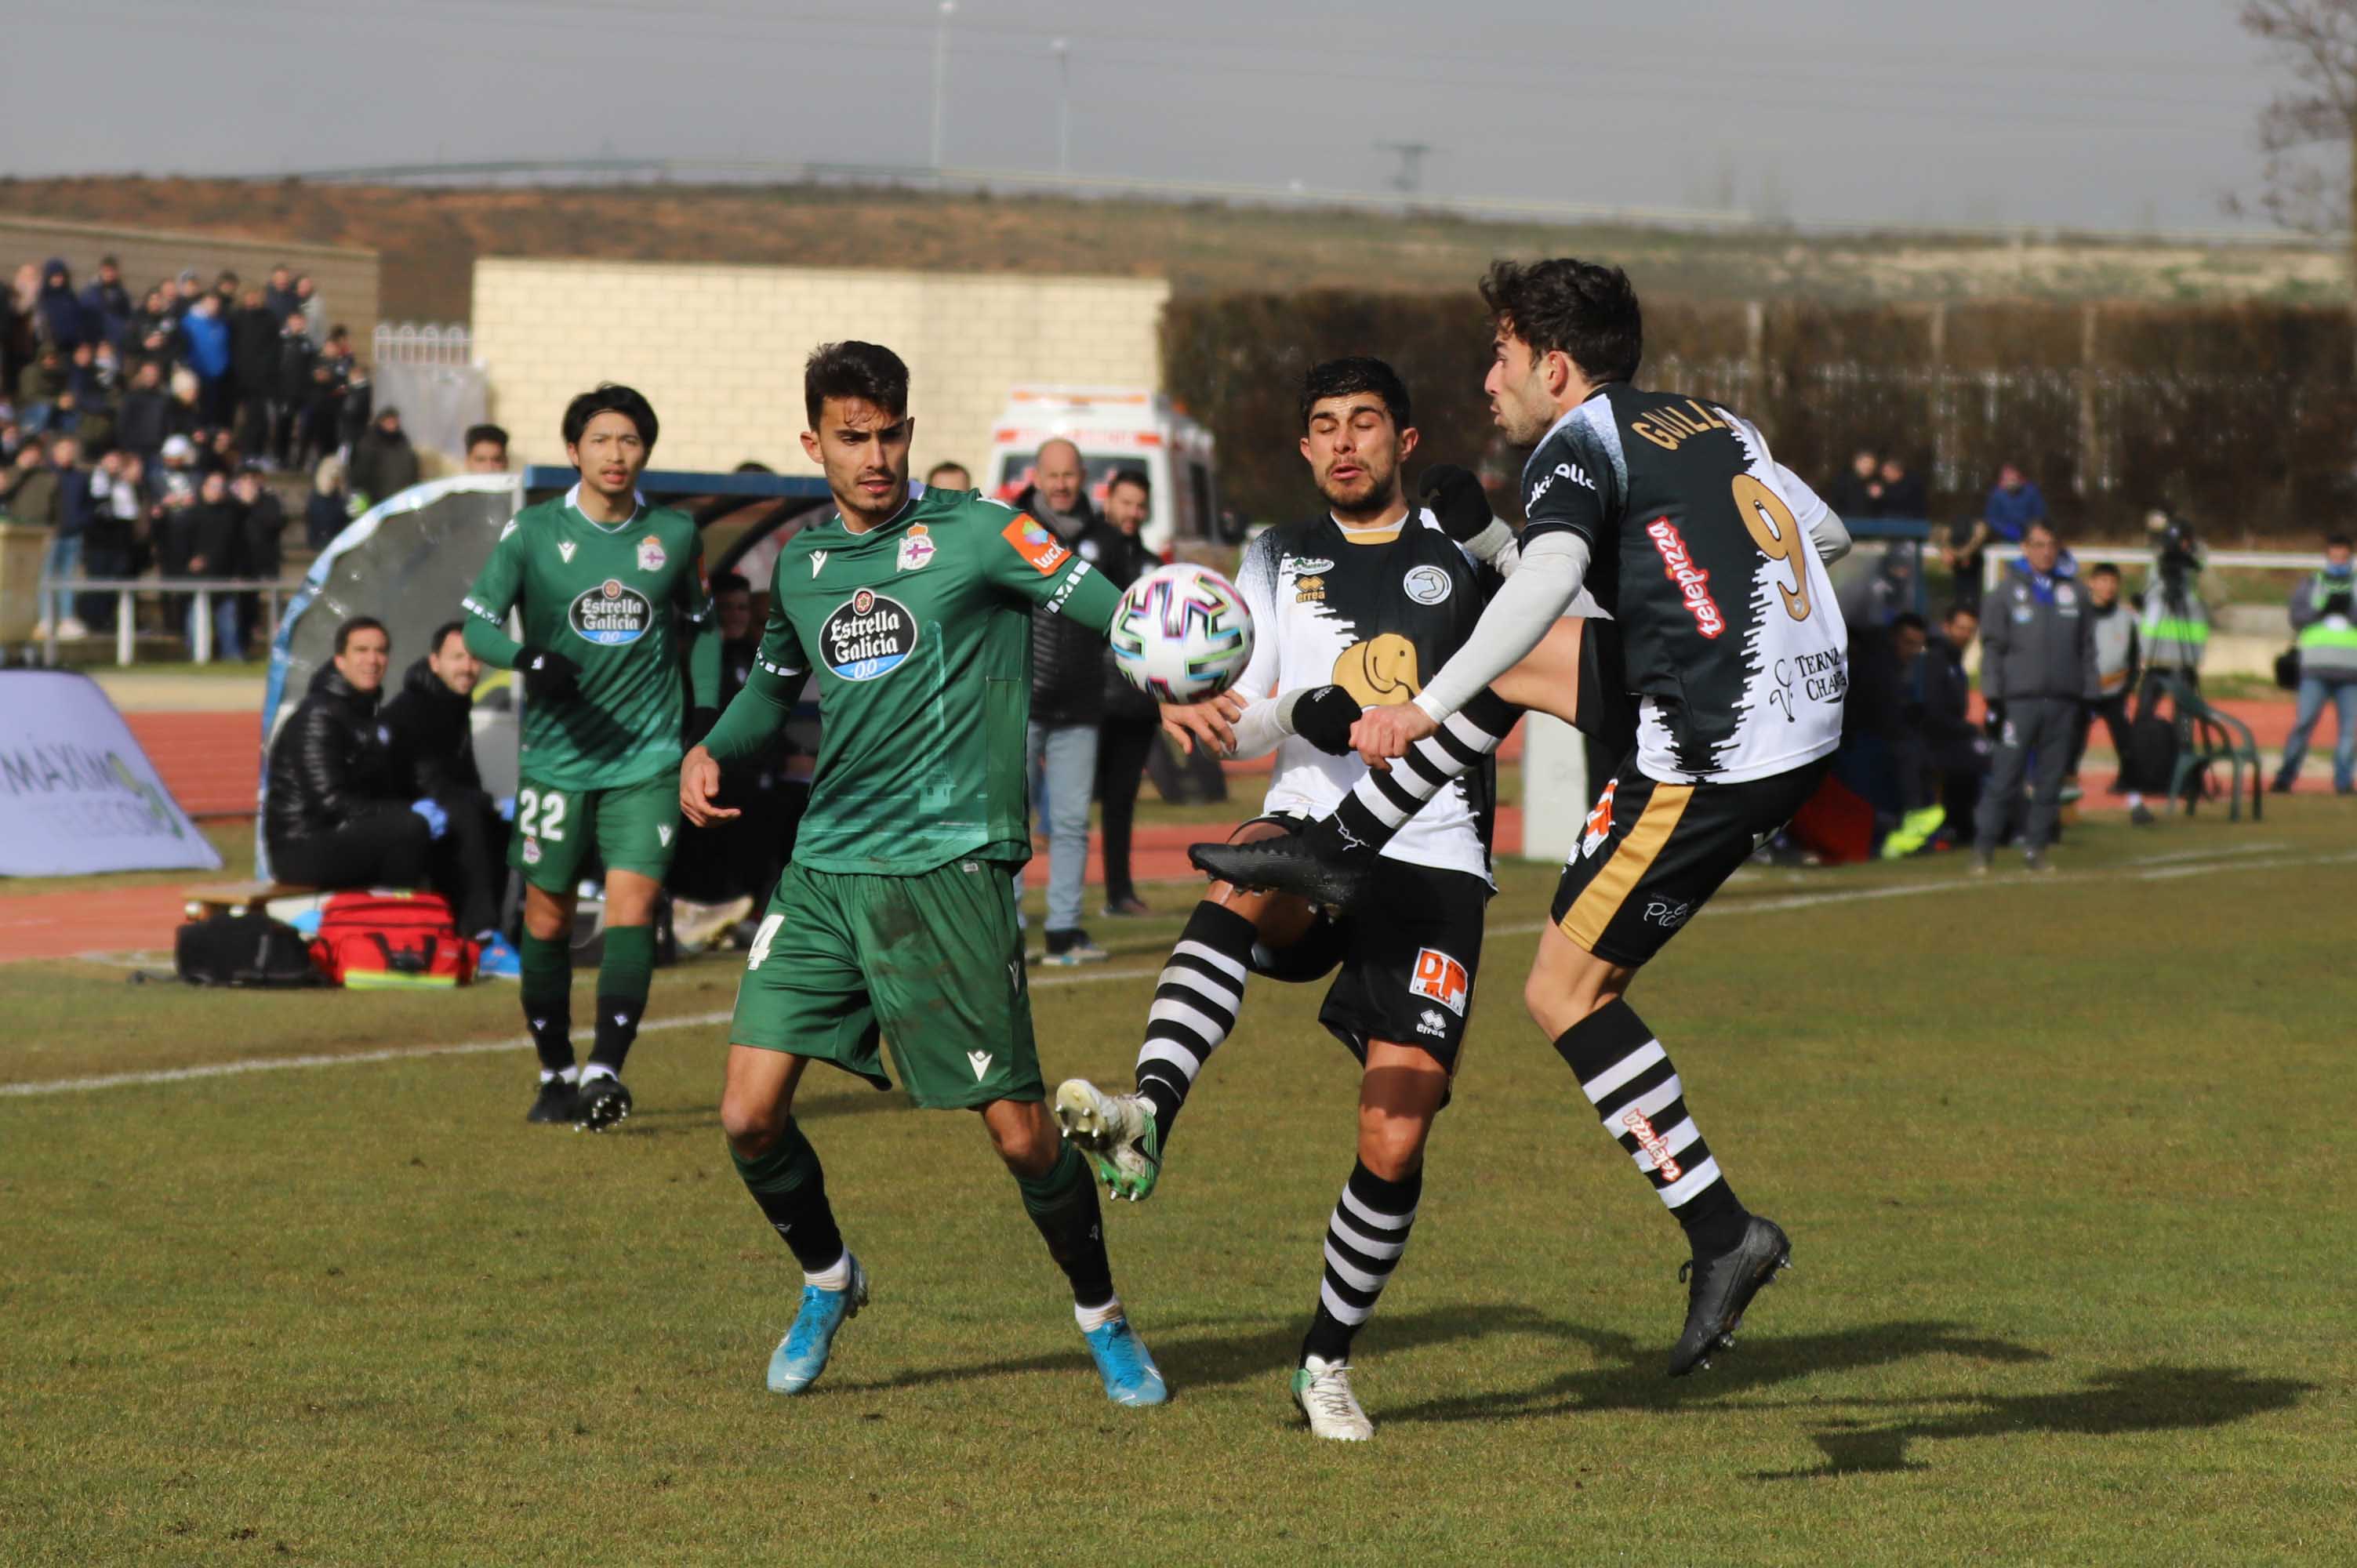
[1756,1364,2316,1479]
[1381,1317,2049,1426]
[825,1303,1560,1397]
[607,1090,913,1138]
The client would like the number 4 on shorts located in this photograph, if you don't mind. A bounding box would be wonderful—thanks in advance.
[748,913,783,969]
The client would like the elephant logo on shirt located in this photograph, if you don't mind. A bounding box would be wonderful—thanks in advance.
[1332,633,1421,707]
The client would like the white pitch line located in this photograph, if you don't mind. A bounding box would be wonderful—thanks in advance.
[5,841,2333,1098]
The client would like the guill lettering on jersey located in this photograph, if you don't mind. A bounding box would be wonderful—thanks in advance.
[1629,400,1734,452]
[1644,517,1725,639]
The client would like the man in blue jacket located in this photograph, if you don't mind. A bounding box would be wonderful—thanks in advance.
[178,293,234,427]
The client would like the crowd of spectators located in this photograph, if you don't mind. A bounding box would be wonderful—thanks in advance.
[0,252,401,649]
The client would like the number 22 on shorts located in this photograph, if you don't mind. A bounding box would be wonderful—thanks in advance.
[516,787,569,841]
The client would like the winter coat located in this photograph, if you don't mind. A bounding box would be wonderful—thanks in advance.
[241,492,285,581]
[1090,526,1160,720]
[264,663,410,850]
[380,656,483,798]
[179,310,231,381]
[1980,558,2099,703]
[115,390,169,456]
[1016,484,1124,726]
[35,261,85,350]
[349,427,420,506]
[231,307,282,394]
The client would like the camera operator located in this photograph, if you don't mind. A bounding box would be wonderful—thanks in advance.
[2137,510,2209,705]
[2272,532,2357,796]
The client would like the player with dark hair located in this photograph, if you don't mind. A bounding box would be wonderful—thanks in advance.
[1195,260,1856,1378]
[678,341,1166,1407]
[1056,355,1630,1439]
[464,424,510,473]
[460,383,719,1128]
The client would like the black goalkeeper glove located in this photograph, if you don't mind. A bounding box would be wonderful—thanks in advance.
[1418,464,1494,544]
[1290,684,1364,756]
[518,646,582,705]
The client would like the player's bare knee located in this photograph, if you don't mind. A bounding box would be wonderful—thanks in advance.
[719,1094,783,1153]
[982,1102,1060,1177]
[1525,968,1619,1037]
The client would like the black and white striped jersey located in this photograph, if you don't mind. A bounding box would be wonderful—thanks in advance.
[1232,510,1496,881]
[1520,384,1848,785]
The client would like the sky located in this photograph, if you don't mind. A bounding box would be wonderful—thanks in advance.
[0,0,2310,234]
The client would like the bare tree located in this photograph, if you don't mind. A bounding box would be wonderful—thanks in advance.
[2230,0,2357,270]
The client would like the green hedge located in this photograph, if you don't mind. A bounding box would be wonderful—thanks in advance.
[1164,291,2357,542]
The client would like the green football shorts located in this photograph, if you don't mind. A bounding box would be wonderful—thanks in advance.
[510,771,682,894]
[730,855,1043,1110]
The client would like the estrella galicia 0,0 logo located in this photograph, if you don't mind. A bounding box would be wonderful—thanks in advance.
[821,589,919,680]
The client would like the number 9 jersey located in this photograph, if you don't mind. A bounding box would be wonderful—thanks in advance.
[1519,386,1848,786]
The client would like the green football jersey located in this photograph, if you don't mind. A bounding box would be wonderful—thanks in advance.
[704,485,1124,876]
[462,485,715,792]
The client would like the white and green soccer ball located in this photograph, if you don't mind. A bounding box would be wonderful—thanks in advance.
[1109,562,1254,703]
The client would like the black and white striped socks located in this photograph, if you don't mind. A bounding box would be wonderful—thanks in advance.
[1302,1160,1422,1364]
[1553,998,1749,1256]
[1133,902,1256,1142]
[1313,690,1523,858]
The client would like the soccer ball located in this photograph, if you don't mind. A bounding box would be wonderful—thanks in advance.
[1109,562,1254,703]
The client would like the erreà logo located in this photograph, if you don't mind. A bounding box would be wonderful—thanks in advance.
[569,577,656,645]
[820,588,918,681]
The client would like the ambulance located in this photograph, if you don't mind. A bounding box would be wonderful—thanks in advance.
[983,386,1222,561]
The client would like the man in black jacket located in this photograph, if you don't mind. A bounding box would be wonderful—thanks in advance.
[183,470,247,659]
[231,289,281,456]
[265,617,437,891]
[1019,438,1124,964]
[382,620,514,965]
[1091,469,1160,916]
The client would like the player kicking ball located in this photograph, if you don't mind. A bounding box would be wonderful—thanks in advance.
[461,383,720,1130]
[1057,358,1628,1440]
[680,341,1163,1407]
[1193,260,1855,1379]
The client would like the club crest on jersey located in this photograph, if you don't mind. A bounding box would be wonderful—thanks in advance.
[821,588,918,681]
[896,524,935,573]
[1580,779,1619,859]
[1409,948,1469,1016]
[521,837,543,865]
[1404,564,1452,604]
[557,540,577,564]
[1646,517,1726,639]
[999,514,1071,575]
[569,578,654,645]
[637,534,666,573]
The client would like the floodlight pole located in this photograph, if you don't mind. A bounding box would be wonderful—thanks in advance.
[931,1,956,172]
[1052,38,1070,176]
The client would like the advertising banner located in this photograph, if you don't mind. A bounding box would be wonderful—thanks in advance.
[0,671,223,877]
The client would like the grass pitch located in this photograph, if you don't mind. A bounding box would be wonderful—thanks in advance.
[5,804,2354,1565]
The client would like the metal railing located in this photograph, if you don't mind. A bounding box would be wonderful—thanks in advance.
[371,323,475,367]
[35,575,303,666]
